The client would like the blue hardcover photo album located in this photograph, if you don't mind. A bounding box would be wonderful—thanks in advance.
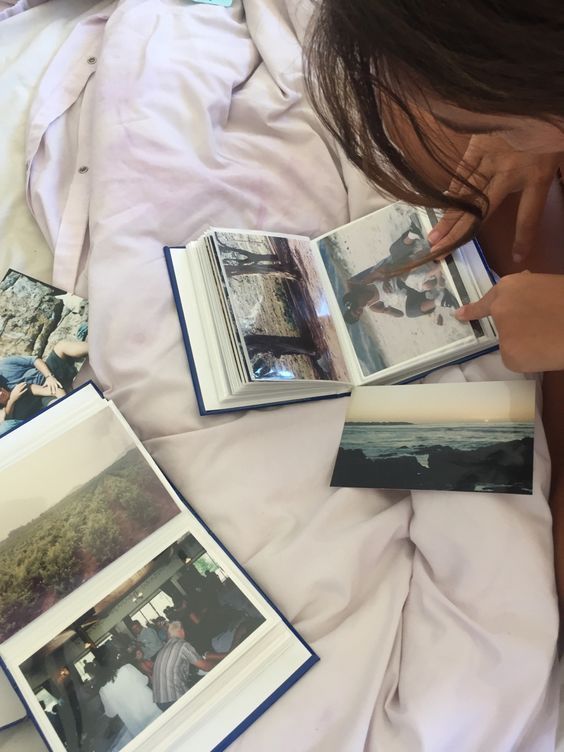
[165,202,498,415]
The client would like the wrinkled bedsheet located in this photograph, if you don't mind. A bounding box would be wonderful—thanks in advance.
[0,1,560,750]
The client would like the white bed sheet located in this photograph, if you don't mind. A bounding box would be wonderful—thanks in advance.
[0,1,560,751]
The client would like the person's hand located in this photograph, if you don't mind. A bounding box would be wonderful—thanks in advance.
[427,135,560,262]
[4,383,28,417]
[9,383,28,402]
[455,271,564,372]
[45,374,63,395]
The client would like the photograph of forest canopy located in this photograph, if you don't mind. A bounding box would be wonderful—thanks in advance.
[0,408,180,642]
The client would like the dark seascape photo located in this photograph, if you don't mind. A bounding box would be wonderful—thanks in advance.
[212,230,349,383]
[20,532,265,752]
[0,269,89,437]
[331,381,536,494]
[0,408,180,641]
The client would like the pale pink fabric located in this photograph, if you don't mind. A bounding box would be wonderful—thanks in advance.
[0,1,560,751]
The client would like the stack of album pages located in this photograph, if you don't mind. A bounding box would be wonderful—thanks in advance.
[165,202,498,414]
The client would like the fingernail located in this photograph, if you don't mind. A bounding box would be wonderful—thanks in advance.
[428,229,440,244]
[454,306,465,319]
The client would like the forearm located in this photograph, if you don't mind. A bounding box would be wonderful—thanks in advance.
[29,384,54,397]
[542,371,564,496]
[203,651,227,662]
[541,371,564,605]
[195,654,226,672]
[5,389,23,416]
[33,358,52,379]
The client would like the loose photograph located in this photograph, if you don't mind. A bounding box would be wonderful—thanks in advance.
[212,231,349,382]
[331,381,535,494]
[0,407,181,641]
[0,269,89,436]
[315,204,475,378]
[20,532,266,752]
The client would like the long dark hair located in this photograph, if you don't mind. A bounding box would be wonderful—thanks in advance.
[96,644,127,686]
[306,1,564,256]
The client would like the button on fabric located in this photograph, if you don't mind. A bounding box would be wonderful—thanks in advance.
[78,165,88,173]
[87,56,97,65]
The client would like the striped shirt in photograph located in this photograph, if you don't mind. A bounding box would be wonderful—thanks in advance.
[152,637,202,704]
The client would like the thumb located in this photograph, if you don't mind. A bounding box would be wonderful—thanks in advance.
[455,286,497,321]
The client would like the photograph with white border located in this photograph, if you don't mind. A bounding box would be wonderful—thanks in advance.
[315,203,477,378]
[0,407,181,642]
[18,531,267,752]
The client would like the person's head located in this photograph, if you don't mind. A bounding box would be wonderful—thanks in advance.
[306,2,564,246]
[95,644,127,685]
[130,620,142,636]
[342,286,376,323]
[0,386,10,408]
[168,621,185,640]
[83,661,96,678]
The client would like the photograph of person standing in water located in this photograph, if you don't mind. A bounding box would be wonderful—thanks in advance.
[331,381,535,494]
[212,230,349,383]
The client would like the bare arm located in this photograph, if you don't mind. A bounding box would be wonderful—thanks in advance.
[193,652,227,672]
[33,358,63,394]
[4,383,28,417]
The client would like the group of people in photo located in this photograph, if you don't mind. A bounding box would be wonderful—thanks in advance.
[38,569,263,751]
[342,218,458,327]
[0,328,88,437]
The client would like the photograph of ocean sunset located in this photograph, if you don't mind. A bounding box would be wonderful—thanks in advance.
[331,381,535,494]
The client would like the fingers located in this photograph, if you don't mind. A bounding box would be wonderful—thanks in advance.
[426,137,488,249]
[511,178,552,263]
[455,285,497,321]
[46,377,57,395]
[428,209,477,255]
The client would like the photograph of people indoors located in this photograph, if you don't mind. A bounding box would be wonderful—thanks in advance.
[316,204,474,377]
[21,533,265,752]
[0,269,88,437]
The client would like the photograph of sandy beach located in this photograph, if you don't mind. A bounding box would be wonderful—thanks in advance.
[315,203,475,378]
[331,381,535,494]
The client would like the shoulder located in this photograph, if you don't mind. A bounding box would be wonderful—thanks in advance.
[181,640,201,662]
[121,663,143,680]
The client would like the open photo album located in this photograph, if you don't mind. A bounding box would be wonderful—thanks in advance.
[165,202,498,414]
[0,384,317,752]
